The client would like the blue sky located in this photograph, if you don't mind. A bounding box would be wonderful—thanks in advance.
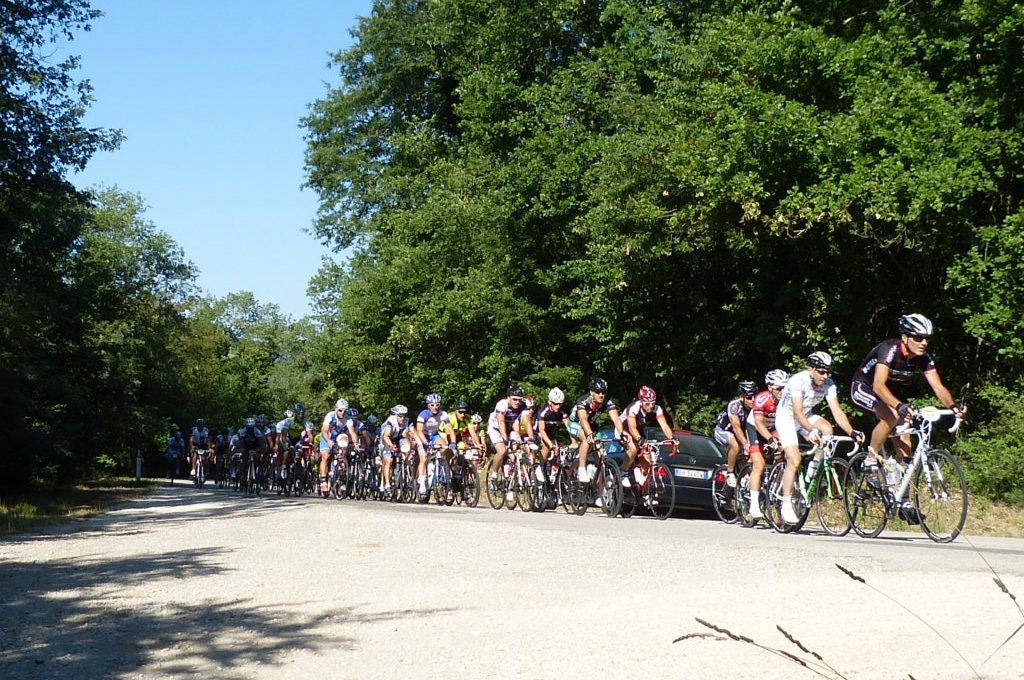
[70,0,374,319]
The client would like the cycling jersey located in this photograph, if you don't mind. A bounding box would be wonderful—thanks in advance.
[321,411,346,438]
[488,398,528,432]
[746,390,779,431]
[535,405,568,433]
[416,408,448,443]
[853,338,936,387]
[167,436,186,457]
[622,400,664,431]
[240,426,263,452]
[777,371,837,418]
[443,413,475,442]
[568,393,620,423]
[191,427,210,449]
[715,398,749,432]
[275,417,309,445]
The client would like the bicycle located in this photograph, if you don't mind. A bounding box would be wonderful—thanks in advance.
[485,440,535,511]
[192,449,211,488]
[764,435,858,535]
[844,407,967,543]
[568,436,623,518]
[620,439,677,520]
[450,442,481,507]
[423,442,454,506]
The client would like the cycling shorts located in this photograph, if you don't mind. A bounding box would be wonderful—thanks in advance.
[487,426,522,447]
[566,421,583,440]
[776,412,826,449]
[713,426,734,447]
[744,422,773,456]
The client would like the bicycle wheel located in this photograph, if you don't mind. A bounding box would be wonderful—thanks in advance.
[711,464,739,524]
[525,463,546,513]
[517,464,533,512]
[913,449,968,543]
[433,458,453,506]
[649,462,675,520]
[461,465,481,507]
[486,464,506,510]
[763,462,786,531]
[844,453,889,538]
[599,458,623,518]
[815,458,851,537]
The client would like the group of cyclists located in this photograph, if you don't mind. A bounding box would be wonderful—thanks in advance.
[713,313,965,525]
[168,312,966,527]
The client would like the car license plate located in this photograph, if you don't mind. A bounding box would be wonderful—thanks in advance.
[673,467,709,480]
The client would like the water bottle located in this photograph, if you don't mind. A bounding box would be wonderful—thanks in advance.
[633,467,647,485]
[586,463,597,478]
[805,459,819,483]
[427,461,435,479]
[884,458,899,488]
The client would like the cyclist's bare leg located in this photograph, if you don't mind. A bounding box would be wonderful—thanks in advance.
[781,421,834,497]
[621,438,639,472]
[576,438,591,479]
[869,401,899,459]
[726,436,741,474]
[488,441,508,478]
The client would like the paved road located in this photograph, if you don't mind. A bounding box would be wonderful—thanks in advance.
[1,485,1023,679]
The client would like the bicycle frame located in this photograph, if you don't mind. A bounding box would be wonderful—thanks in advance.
[883,407,962,504]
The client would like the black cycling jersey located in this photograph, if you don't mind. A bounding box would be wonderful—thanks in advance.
[536,405,568,431]
[853,338,936,387]
[569,393,619,423]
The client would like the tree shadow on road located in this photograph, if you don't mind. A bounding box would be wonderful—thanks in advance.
[0,547,456,678]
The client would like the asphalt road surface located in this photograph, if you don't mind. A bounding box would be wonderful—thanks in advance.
[2,485,1023,679]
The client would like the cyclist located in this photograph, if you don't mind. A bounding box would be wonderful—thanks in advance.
[535,388,570,478]
[188,418,212,481]
[379,405,409,498]
[214,427,232,485]
[745,370,788,519]
[851,313,966,464]
[620,386,674,486]
[441,400,483,450]
[415,393,448,499]
[363,415,380,452]
[318,399,350,495]
[569,378,626,483]
[776,352,865,524]
[238,417,267,489]
[486,384,534,486]
[275,403,311,481]
[166,429,186,484]
[713,380,758,491]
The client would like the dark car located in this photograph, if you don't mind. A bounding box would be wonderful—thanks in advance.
[597,427,725,511]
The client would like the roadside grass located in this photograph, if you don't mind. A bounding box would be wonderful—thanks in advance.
[0,477,159,535]
[966,496,1024,538]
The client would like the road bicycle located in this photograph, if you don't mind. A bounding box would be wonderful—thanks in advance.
[764,435,858,535]
[568,436,623,518]
[450,442,481,507]
[192,448,212,488]
[423,441,454,506]
[485,440,536,511]
[620,439,677,520]
[844,407,967,543]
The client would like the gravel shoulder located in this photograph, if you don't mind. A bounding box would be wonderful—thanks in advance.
[2,485,1023,679]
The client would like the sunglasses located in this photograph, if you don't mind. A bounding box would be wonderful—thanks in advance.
[457,409,467,414]
[909,334,930,342]
[592,389,606,395]
[813,368,831,376]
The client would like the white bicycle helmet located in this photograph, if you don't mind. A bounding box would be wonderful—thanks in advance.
[335,398,349,411]
[548,387,565,404]
[807,351,833,369]
[764,369,789,388]
[426,393,442,405]
[898,313,934,337]
[390,404,408,416]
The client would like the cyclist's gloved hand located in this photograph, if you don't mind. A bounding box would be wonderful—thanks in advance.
[807,429,822,444]
[618,432,630,446]
[850,430,866,445]
[897,402,915,420]
[953,402,967,419]
[586,432,595,444]
[448,442,457,451]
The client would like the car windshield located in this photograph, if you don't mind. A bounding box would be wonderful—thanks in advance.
[673,433,725,460]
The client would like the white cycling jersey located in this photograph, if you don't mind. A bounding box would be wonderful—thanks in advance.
[777,370,837,418]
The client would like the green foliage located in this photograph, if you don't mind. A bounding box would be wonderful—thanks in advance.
[957,386,1024,506]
